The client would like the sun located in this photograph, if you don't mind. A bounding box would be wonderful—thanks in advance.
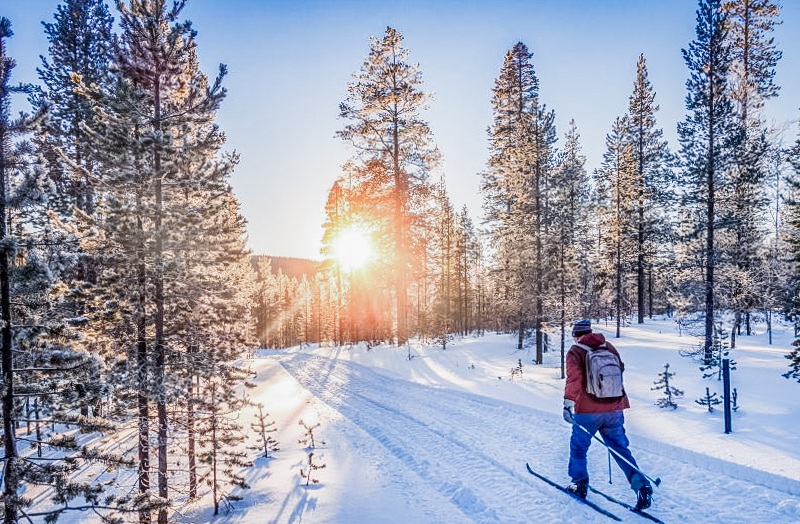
[333,225,373,271]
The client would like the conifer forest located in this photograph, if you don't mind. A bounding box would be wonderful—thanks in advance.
[1,0,800,522]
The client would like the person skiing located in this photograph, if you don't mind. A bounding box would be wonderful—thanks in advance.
[562,319,652,510]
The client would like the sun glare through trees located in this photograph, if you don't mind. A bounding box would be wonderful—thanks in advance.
[333,224,374,271]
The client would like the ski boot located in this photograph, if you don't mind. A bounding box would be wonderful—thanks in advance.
[567,480,588,499]
[635,485,652,511]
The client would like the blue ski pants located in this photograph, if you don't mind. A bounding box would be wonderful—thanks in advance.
[568,410,649,491]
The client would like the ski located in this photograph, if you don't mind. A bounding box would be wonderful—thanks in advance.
[588,485,666,524]
[525,463,621,521]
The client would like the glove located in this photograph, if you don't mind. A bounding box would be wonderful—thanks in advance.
[563,399,575,424]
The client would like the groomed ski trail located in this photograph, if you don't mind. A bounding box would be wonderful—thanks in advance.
[282,353,596,523]
[280,351,800,523]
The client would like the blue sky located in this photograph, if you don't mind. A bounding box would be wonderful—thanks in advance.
[5,0,800,260]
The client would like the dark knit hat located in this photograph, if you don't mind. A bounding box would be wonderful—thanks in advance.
[572,319,592,336]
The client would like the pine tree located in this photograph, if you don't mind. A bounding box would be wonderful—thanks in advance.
[28,0,119,431]
[652,363,684,409]
[76,1,248,520]
[763,146,788,345]
[250,403,279,458]
[321,164,394,345]
[699,322,737,379]
[321,180,347,345]
[1,18,138,524]
[455,205,479,335]
[549,120,590,377]
[0,18,49,523]
[338,27,440,346]
[300,451,326,487]
[34,0,113,218]
[194,371,252,515]
[431,178,456,348]
[482,42,556,363]
[723,0,781,128]
[596,116,637,338]
[626,54,675,323]
[298,419,325,450]
[721,0,782,343]
[678,0,739,365]
[696,386,722,411]
[783,127,800,382]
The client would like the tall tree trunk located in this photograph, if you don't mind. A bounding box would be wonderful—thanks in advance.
[637,113,646,324]
[638,212,645,324]
[153,75,169,524]
[211,383,220,516]
[1,117,19,524]
[188,371,197,499]
[137,307,150,524]
[35,397,42,458]
[616,158,622,339]
[535,154,544,364]
[463,238,469,335]
[391,66,408,346]
[704,55,717,366]
[136,214,150,507]
[648,263,654,319]
[560,230,566,380]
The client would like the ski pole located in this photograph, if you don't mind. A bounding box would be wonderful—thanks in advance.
[572,420,662,488]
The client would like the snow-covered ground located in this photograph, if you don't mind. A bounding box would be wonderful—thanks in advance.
[170,316,800,524]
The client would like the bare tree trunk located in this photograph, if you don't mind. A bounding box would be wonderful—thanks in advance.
[35,397,42,458]
[648,263,654,319]
[153,75,169,524]
[211,383,220,516]
[188,372,197,499]
[704,68,716,366]
[560,231,566,380]
[616,159,622,339]
[1,177,18,524]
[137,258,150,524]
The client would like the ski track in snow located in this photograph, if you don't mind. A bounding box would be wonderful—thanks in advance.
[281,352,800,524]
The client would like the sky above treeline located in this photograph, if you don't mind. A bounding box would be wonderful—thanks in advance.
[5,0,800,261]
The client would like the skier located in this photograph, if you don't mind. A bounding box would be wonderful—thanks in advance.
[562,319,652,511]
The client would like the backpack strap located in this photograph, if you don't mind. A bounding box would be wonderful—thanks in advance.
[573,342,606,352]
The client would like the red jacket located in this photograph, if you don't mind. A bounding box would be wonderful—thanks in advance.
[564,332,630,414]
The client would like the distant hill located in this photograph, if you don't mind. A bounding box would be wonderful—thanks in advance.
[251,255,321,281]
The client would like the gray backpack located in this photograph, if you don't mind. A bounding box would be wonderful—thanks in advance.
[576,343,624,400]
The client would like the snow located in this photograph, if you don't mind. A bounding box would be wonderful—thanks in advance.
[57,317,800,523]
